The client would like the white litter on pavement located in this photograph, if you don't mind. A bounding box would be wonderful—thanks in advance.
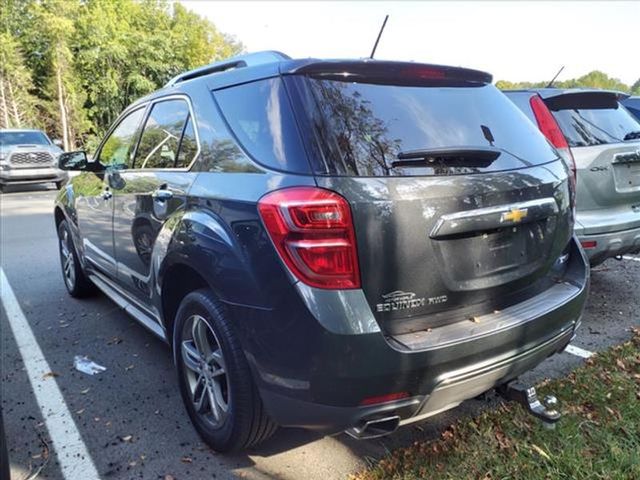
[565,344,595,359]
[622,256,640,263]
[74,356,107,375]
[1,268,100,480]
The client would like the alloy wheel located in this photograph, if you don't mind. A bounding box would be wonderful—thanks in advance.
[181,314,230,428]
[59,228,76,290]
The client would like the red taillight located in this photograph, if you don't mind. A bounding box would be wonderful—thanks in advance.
[529,95,568,150]
[360,392,410,406]
[530,94,577,214]
[258,187,361,289]
[581,240,597,249]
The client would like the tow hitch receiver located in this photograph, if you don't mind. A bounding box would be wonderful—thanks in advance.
[497,381,561,429]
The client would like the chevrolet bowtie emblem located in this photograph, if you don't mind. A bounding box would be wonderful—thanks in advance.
[501,208,528,223]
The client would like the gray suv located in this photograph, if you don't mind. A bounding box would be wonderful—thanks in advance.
[54,52,589,451]
[506,89,640,265]
[0,129,68,191]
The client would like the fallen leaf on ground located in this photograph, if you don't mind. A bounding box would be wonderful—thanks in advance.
[42,372,59,379]
[531,443,551,460]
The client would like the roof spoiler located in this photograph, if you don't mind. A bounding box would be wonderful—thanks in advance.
[542,90,630,111]
[537,88,630,101]
[164,51,291,87]
[284,60,492,85]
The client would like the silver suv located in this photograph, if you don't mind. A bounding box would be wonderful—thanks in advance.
[0,129,68,191]
[506,89,640,265]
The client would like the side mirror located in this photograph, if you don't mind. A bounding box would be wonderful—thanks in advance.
[58,151,102,172]
[53,139,64,148]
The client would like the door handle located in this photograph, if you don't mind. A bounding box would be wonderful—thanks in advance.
[152,188,173,202]
[102,189,113,200]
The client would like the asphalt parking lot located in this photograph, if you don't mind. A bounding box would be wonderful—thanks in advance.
[2,186,639,480]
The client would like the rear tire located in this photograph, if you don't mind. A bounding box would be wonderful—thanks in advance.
[174,289,277,452]
[57,220,96,297]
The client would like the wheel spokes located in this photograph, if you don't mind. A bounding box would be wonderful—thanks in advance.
[207,348,226,375]
[182,314,230,428]
[193,374,209,413]
[181,340,201,373]
[191,317,210,357]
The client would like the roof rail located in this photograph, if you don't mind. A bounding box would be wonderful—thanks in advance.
[164,50,291,87]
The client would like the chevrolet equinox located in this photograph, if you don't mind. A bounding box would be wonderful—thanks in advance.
[54,51,589,452]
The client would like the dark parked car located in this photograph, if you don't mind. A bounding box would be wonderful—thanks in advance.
[623,96,640,120]
[505,89,640,265]
[54,52,589,452]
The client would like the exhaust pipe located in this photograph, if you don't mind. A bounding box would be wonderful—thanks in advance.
[346,415,401,439]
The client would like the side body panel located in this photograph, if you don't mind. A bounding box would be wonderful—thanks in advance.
[68,171,116,278]
[112,170,194,315]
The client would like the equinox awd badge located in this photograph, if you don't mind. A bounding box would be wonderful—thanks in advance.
[376,291,448,312]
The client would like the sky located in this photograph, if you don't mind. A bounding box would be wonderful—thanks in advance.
[179,1,639,86]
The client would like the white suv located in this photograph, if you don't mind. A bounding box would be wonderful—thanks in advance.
[0,129,68,191]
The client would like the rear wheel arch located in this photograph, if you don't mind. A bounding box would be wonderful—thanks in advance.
[160,262,211,349]
[54,206,65,228]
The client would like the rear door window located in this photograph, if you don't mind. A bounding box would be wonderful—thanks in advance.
[135,99,198,169]
[285,76,558,176]
[546,93,640,147]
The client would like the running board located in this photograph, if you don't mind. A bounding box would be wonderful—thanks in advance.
[88,274,167,341]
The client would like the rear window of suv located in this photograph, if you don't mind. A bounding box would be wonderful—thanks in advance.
[545,93,640,147]
[285,76,559,176]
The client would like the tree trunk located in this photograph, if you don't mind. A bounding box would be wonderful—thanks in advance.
[6,79,21,128]
[56,64,70,151]
[0,77,10,128]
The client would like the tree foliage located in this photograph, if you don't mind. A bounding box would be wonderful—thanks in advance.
[0,32,40,129]
[2,0,243,148]
[496,71,634,94]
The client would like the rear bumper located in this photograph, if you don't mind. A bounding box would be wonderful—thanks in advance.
[255,237,589,433]
[262,326,575,433]
[576,225,640,264]
[0,168,67,185]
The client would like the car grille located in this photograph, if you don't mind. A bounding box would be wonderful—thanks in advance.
[9,151,54,167]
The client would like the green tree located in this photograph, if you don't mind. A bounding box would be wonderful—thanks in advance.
[631,79,640,96]
[0,33,39,129]
[73,0,243,139]
[496,71,632,93]
[18,0,88,149]
[2,0,242,146]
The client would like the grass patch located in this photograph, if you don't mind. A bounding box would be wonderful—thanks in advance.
[352,328,640,480]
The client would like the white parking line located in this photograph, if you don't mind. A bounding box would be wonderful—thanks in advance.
[0,268,100,480]
[564,344,595,359]
[623,256,640,263]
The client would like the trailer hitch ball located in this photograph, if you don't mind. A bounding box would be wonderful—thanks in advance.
[497,382,562,429]
[542,395,559,429]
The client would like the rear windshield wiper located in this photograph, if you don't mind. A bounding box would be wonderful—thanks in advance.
[392,146,501,169]
[624,131,640,141]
